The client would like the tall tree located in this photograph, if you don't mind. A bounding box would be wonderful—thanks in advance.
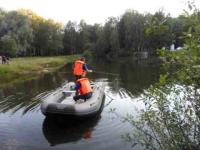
[63,21,77,54]
[0,11,33,56]
[145,10,173,53]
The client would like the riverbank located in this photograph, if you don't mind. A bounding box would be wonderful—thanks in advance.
[0,55,79,87]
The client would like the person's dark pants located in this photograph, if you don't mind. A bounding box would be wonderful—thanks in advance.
[73,92,93,101]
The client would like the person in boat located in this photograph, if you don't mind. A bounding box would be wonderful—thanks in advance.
[73,57,92,80]
[73,77,93,102]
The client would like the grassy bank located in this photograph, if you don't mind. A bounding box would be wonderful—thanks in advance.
[0,55,79,87]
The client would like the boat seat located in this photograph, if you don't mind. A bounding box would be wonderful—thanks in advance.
[62,90,76,97]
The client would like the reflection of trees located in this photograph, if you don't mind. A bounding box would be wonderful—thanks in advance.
[123,84,200,150]
[42,115,101,146]
[119,59,161,96]
[0,72,67,115]
[91,58,161,97]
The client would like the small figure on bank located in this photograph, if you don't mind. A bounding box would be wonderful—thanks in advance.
[73,77,93,102]
[2,55,6,64]
[5,56,10,64]
[73,57,92,80]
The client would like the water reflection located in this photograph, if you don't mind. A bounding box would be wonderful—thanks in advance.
[0,73,69,115]
[0,58,162,150]
[90,58,161,96]
[0,58,161,115]
[121,84,200,150]
[43,116,101,146]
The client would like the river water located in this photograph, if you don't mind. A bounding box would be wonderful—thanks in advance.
[0,58,161,150]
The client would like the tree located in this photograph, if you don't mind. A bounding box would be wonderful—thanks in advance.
[0,11,33,56]
[118,10,146,53]
[144,10,173,54]
[0,35,18,56]
[18,9,64,56]
[123,3,200,149]
[63,21,77,55]
[77,20,90,53]
[31,19,63,56]
[94,17,120,59]
[109,25,120,58]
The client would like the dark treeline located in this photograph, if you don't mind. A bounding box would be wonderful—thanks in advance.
[0,7,199,59]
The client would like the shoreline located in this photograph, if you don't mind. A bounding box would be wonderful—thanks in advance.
[0,55,79,88]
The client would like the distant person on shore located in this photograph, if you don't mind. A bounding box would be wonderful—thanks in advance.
[73,57,92,80]
[2,55,6,64]
[6,56,10,64]
[73,77,93,102]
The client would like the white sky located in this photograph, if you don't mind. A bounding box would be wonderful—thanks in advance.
[0,0,199,25]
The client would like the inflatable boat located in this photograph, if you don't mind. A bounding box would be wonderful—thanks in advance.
[41,82,105,117]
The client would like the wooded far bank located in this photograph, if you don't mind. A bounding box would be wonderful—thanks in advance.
[0,2,199,60]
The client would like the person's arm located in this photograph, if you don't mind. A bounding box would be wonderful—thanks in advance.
[83,64,92,72]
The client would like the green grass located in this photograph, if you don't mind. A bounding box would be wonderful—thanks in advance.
[0,55,79,87]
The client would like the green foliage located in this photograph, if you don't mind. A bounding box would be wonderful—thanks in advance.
[0,10,33,56]
[63,21,77,55]
[0,9,64,57]
[0,4,199,60]
[0,55,79,87]
[82,50,93,60]
[0,35,18,56]
[123,2,200,149]
[119,10,146,52]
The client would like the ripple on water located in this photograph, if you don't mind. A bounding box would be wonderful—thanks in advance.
[0,114,18,142]
[0,78,144,150]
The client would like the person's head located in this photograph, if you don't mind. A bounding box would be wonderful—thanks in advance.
[80,57,85,62]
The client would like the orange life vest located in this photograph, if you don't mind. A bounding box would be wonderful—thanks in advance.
[73,60,85,76]
[77,78,93,95]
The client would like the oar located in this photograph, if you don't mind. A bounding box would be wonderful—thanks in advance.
[91,71,119,76]
[58,71,119,76]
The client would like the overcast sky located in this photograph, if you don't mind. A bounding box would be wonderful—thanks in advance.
[0,0,199,25]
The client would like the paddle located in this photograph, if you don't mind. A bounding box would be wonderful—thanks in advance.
[90,70,119,76]
[58,70,119,76]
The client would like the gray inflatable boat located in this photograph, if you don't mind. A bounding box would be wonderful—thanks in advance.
[41,82,105,117]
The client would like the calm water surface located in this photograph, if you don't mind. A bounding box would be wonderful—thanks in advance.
[0,58,161,150]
